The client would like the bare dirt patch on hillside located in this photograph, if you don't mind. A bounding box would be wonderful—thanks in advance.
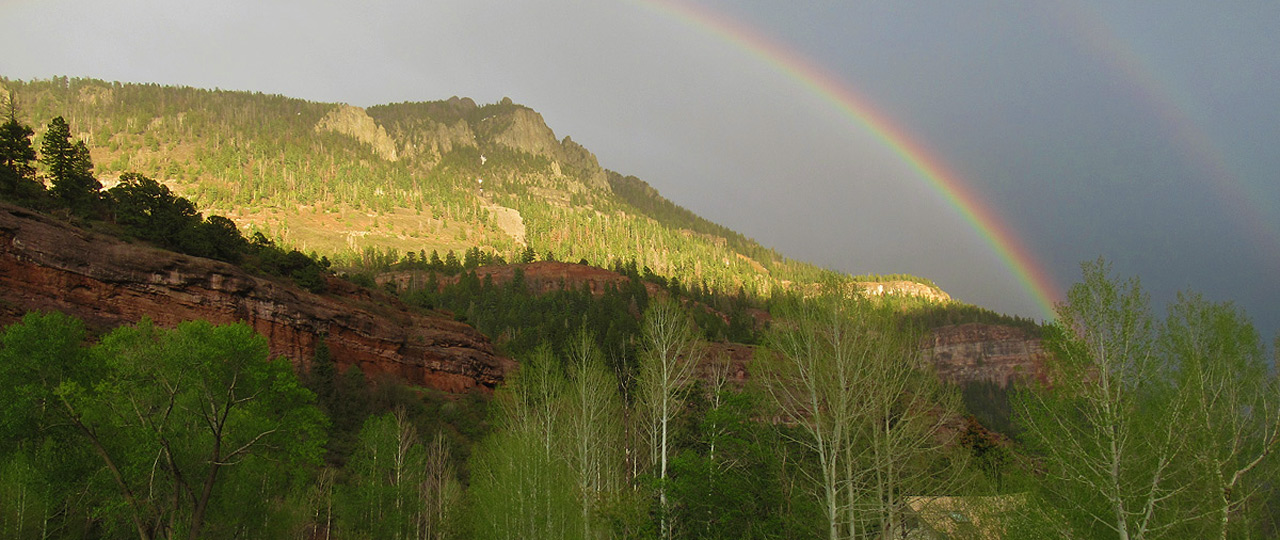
[484,203,526,246]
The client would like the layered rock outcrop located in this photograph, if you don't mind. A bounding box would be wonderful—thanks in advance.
[921,323,1047,387]
[854,280,951,303]
[692,325,1045,391]
[0,203,513,393]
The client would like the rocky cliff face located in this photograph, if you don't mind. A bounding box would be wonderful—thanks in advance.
[481,104,608,190]
[366,97,479,168]
[315,105,400,161]
[392,118,476,167]
[921,323,1046,387]
[693,325,1044,391]
[558,136,609,189]
[488,106,563,160]
[0,203,513,393]
[854,280,951,303]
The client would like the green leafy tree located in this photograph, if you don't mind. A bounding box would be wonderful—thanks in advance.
[106,172,246,262]
[1164,294,1280,539]
[338,409,461,540]
[755,291,964,539]
[192,215,247,263]
[468,348,582,540]
[562,330,625,540]
[668,376,800,540]
[0,312,100,539]
[636,298,703,539]
[956,416,1010,493]
[0,450,55,538]
[0,315,326,540]
[1013,259,1190,540]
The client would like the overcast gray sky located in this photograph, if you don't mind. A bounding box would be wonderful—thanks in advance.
[2,0,1277,335]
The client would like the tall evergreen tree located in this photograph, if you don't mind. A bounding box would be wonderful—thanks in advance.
[0,99,40,200]
[40,116,100,214]
[39,117,74,186]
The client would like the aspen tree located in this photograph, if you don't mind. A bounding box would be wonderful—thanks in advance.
[756,291,961,539]
[1165,294,1280,539]
[1016,259,1189,540]
[637,299,703,539]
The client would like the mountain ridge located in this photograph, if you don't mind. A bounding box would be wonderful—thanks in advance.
[1,76,961,307]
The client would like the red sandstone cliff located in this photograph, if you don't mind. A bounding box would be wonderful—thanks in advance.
[921,323,1047,387]
[694,324,1045,390]
[0,203,514,393]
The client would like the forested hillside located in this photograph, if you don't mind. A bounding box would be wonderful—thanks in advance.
[0,76,948,301]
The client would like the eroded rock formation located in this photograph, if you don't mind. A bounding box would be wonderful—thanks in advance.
[0,203,513,393]
[315,104,400,161]
[854,280,952,303]
[921,323,1047,387]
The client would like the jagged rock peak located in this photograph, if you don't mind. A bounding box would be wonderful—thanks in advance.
[315,104,399,161]
[561,136,608,189]
[489,106,562,158]
[478,104,608,190]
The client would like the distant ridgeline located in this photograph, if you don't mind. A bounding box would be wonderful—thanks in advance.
[2,76,987,311]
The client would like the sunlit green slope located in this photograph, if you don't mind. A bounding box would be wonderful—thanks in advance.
[2,76,942,298]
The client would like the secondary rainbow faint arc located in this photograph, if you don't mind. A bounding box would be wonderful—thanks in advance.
[634,0,1062,319]
[1048,3,1280,269]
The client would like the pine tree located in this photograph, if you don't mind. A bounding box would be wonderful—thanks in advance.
[41,116,101,214]
[39,116,75,187]
[0,100,39,199]
[444,250,461,274]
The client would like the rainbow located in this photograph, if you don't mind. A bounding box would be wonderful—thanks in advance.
[1049,4,1280,270]
[634,0,1062,319]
